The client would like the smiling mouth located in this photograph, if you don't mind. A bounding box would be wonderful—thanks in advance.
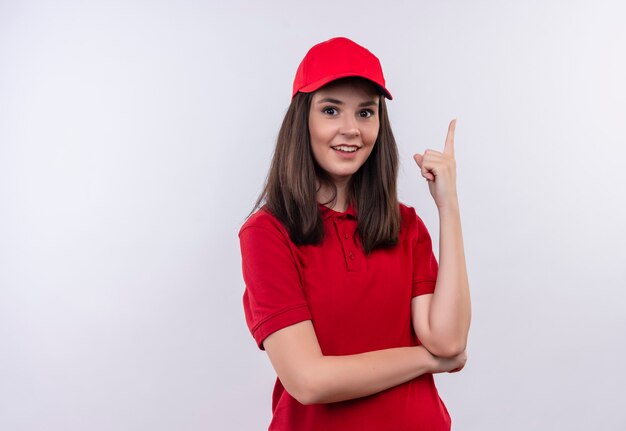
[331,145,360,153]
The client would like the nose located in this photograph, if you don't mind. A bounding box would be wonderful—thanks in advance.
[339,113,360,137]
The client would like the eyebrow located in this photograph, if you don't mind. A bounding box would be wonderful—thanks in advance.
[316,97,379,107]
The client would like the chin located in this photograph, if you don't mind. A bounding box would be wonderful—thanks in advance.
[328,171,358,182]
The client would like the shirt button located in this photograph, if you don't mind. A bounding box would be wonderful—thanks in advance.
[348,251,354,260]
[343,232,349,239]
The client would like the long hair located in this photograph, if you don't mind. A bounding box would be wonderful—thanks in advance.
[248,78,401,255]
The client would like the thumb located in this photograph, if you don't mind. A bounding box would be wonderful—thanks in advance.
[414,153,435,182]
[413,153,423,168]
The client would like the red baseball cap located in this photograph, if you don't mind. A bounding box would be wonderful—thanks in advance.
[292,37,393,100]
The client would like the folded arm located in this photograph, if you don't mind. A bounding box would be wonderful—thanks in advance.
[263,320,466,405]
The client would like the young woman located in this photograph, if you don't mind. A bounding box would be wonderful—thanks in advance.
[239,37,471,430]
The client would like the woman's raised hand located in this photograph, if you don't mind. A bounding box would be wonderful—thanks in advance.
[413,119,459,210]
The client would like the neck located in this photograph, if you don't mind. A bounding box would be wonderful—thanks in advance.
[317,179,350,212]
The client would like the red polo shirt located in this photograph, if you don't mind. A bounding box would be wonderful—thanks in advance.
[239,201,451,431]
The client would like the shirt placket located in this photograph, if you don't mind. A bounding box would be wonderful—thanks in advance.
[333,216,364,272]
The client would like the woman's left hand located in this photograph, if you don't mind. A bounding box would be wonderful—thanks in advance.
[413,119,459,210]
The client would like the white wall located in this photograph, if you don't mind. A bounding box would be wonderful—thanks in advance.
[1,0,625,429]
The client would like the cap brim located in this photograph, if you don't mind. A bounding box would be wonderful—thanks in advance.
[297,73,393,100]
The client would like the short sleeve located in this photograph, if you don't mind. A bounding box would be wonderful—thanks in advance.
[239,219,312,350]
[412,213,439,297]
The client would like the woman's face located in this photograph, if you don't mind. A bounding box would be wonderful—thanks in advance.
[308,79,380,186]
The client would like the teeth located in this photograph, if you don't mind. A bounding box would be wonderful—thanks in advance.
[333,146,358,153]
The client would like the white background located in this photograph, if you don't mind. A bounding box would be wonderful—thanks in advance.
[1,1,625,429]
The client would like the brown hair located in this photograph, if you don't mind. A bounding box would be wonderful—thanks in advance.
[248,77,401,255]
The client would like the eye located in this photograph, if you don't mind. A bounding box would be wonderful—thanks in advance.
[359,109,375,118]
[322,106,338,115]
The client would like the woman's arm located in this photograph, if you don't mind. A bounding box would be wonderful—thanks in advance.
[263,320,467,405]
[412,120,471,358]
[412,204,471,358]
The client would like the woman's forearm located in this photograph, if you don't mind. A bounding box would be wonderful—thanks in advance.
[264,321,465,406]
[429,202,471,353]
[309,346,434,404]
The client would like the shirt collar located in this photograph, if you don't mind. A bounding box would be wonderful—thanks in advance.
[318,200,358,220]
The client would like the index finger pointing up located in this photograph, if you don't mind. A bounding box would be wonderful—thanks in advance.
[444,119,456,156]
